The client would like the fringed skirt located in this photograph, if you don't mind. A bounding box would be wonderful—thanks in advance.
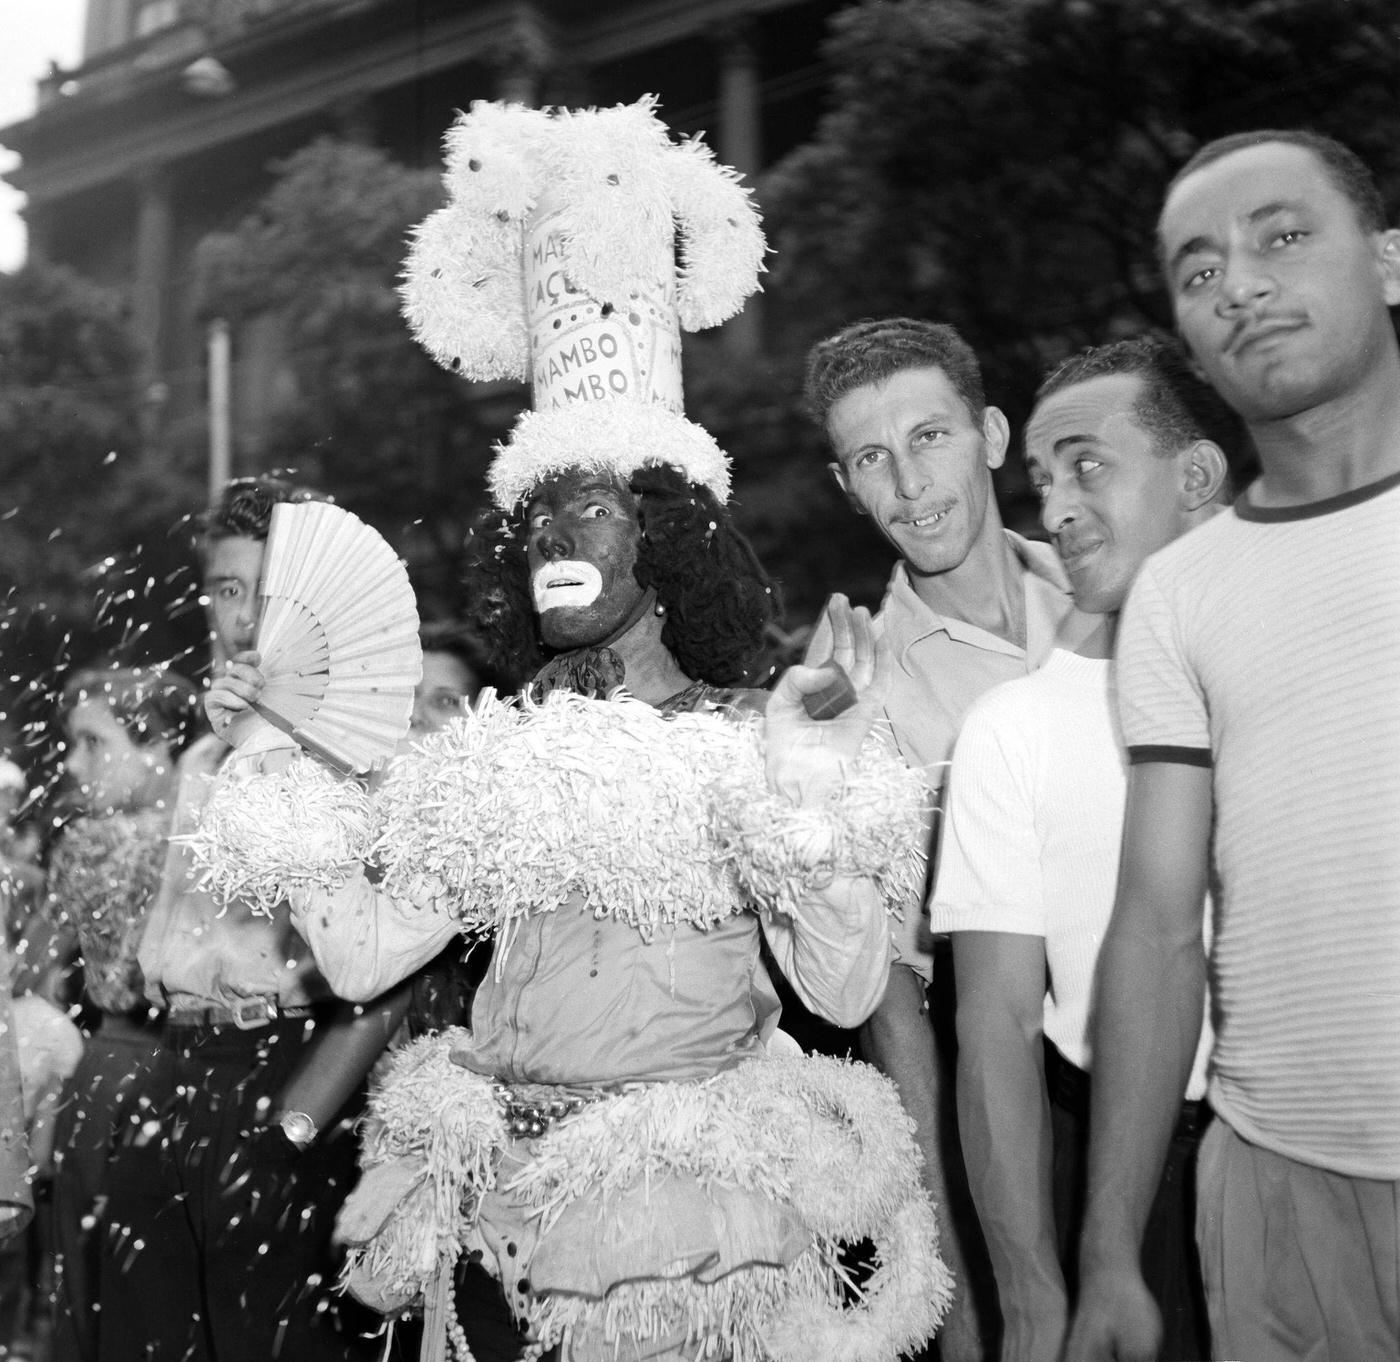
[341,1031,953,1362]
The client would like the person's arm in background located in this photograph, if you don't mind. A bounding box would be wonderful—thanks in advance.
[0,979,31,1239]
[9,841,74,1006]
[925,686,1054,1362]
[10,898,76,1007]
[271,983,413,1143]
[955,932,1063,1362]
[860,960,996,1361]
[1064,762,1211,1362]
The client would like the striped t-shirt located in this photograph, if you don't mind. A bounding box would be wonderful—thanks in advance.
[1117,471,1400,1179]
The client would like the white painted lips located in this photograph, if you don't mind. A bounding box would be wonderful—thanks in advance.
[532,559,604,612]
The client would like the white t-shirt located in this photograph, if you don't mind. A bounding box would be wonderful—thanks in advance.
[1117,472,1400,1178]
[928,649,1212,1099]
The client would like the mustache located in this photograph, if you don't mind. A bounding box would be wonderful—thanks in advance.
[1225,312,1305,355]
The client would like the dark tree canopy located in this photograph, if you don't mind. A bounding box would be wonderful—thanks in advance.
[765,0,1400,411]
[192,137,525,623]
[697,0,1400,619]
[0,259,205,773]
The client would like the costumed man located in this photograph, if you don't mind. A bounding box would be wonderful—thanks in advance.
[194,99,950,1362]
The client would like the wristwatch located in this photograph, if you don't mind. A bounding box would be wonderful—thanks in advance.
[278,1110,319,1150]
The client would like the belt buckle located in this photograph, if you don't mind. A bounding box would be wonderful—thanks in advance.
[231,997,274,1030]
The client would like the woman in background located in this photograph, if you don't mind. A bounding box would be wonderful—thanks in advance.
[17,663,199,1362]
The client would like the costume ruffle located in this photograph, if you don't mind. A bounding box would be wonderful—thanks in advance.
[400,96,765,387]
[182,755,374,917]
[187,691,928,949]
[346,1031,951,1362]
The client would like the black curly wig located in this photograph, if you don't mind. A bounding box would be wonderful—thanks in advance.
[461,462,779,690]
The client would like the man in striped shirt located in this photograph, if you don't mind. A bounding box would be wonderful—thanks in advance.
[1068,131,1400,1361]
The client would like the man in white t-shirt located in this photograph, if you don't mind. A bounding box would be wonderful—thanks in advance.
[930,336,1233,1362]
[1068,131,1400,1362]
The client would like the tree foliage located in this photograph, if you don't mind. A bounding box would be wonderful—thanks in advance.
[193,137,525,620]
[0,259,206,765]
[686,0,1400,620]
[764,0,1400,414]
[186,7,1400,632]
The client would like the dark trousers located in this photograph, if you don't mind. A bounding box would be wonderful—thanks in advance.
[50,1014,165,1362]
[99,1014,378,1362]
[1046,1044,1212,1362]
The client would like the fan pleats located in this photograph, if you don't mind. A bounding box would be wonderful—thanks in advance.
[253,502,421,774]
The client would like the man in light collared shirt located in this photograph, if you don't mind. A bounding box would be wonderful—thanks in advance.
[102,476,382,1362]
[802,318,1094,1359]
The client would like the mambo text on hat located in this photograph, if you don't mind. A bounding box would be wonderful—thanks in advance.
[526,202,683,413]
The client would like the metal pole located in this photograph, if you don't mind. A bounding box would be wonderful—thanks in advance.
[208,317,232,500]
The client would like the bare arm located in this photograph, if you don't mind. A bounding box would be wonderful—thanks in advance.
[274,983,414,1135]
[1065,762,1211,1362]
[954,931,1065,1362]
[861,960,995,1361]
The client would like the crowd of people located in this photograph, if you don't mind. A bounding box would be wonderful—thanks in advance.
[0,119,1392,1362]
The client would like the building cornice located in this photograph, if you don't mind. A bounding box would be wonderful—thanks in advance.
[2,0,805,208]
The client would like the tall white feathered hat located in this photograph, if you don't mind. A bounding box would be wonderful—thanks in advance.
[400,95,766,510]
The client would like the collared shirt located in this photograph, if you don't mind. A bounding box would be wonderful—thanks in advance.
[137,734,332,1013]
[852,531,1095,979]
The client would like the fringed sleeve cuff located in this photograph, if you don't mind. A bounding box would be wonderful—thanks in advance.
[183,755,375,918]
[715,729,931,924]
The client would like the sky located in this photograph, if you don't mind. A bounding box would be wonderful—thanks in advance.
[1,0,87,272]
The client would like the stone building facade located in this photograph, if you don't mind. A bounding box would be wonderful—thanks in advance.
[2,0,839,464]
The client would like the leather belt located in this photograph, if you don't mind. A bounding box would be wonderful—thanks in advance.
[1045,1041,1211,1141]
[167,998,314,1031]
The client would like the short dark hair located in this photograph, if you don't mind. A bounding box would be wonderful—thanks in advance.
[1035,335,1245,495]
[60,663,201,753]
[802,317,986,428]
[196,473,322,555]
[1163,129,1386,236]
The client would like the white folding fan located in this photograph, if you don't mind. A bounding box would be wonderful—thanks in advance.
[251,500,422,776]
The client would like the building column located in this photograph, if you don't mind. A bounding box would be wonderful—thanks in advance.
[717,23,763,358]
[84,0,130,63]
[332,97,377,143]
[133,162,173,442]
[490,3,552,106]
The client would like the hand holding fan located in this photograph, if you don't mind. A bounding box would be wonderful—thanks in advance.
[251,501,421,776]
